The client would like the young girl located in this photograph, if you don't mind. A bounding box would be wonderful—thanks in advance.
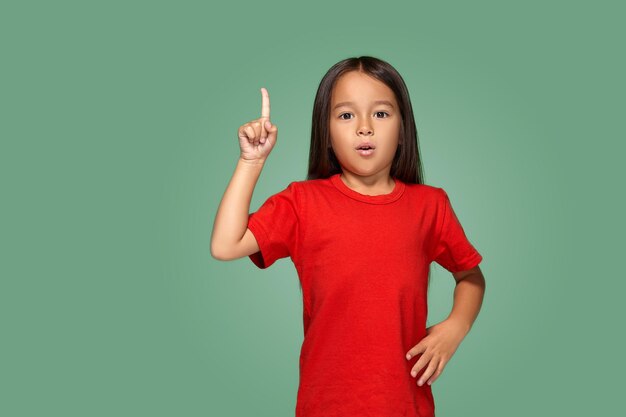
[211,56,486,417]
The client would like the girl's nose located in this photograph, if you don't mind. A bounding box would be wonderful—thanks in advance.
[358,125,373,136]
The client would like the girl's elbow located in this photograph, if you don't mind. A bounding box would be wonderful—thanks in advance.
[210,242,232,261]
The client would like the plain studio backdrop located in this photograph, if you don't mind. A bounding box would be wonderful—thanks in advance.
[1,1,624,416]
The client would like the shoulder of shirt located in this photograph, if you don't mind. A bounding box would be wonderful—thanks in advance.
[287,177,331,191]
[284,177,335,204]
[403,181,446,198]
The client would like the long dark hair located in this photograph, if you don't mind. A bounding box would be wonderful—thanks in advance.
[306,56,425,184]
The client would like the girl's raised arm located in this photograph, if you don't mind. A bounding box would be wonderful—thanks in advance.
[210,88,279,261]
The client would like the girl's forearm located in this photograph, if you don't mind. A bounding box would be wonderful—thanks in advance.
[446,273,486,335]
[210,157,265,259]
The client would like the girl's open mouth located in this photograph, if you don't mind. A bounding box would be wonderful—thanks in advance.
[356,142,376,156]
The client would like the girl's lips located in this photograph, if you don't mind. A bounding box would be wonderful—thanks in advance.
[356,142,376,150]
[356,148,375,156]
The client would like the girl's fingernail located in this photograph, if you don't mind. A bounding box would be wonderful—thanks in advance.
[406,354,411,360]
[411,371,417,377]
[418,380,423,386]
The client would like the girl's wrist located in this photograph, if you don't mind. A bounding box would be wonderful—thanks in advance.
[446,316,472,336]
[238,156,266,167]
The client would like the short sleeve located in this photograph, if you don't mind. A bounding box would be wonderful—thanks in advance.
[431,188,483,273]
[247,182,300,269]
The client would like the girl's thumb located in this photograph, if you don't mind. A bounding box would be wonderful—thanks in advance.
[265,120,277,133]
[265,120,277,141]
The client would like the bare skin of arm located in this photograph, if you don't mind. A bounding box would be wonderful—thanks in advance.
[210,88,279,261]
[210,158,264,260]
[448,265,486,334]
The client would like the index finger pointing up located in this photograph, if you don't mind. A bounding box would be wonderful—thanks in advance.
[260,87,271,119]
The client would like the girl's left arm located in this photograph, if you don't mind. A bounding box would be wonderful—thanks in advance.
[406,265,486,386]
[448,265,486,335]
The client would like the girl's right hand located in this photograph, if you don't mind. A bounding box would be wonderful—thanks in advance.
[238,87,278,163]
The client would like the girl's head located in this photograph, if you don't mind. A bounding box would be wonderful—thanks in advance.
[307,56,424,184]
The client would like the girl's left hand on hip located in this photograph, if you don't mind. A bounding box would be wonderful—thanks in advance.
[405,318,470,386]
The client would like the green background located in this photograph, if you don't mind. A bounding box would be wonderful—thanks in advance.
[2,0,624,416]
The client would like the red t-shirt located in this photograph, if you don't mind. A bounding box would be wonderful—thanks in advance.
[247,173,483,417]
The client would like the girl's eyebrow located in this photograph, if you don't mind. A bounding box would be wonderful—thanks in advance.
[333,100,395,110]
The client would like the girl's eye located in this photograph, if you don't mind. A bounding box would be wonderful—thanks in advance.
[338,112,389,120]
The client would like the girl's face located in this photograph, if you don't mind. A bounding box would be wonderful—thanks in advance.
[329,71,401,182]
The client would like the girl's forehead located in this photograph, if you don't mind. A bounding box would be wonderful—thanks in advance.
[331,73,397,106]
